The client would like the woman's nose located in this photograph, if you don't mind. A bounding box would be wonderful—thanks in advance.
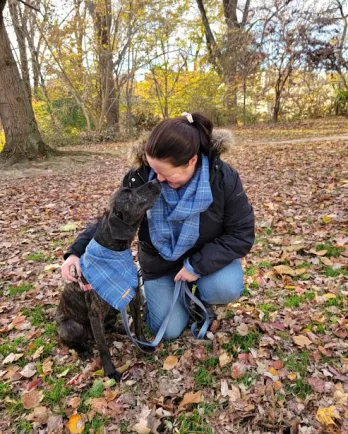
[157,174,166,183]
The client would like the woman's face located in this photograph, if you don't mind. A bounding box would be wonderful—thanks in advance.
[146,154,198,189]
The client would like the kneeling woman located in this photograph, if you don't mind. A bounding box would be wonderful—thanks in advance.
[62,112,255,340]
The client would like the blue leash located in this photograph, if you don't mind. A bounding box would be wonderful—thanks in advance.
[121,280,211,351]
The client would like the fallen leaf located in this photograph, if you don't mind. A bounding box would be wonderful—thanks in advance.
[42,358,53,375]
[219,352,232,367]
[231,362,247,379]
[59,222,78,232]
[66,414,85,433]
[20,363,37,378]
[2,352,24,364]
[293,335,312,347]
[31,346,44,360]
[179,391,202,409]
[221,379,229,397]
[273,265,296,276]
[163,355,178,371]
[44,263,60,272]
[56,368,70,378]
[47,414,64,432]
[133,420,151,434]
[117,360,132,374]
[316,406,340,425]
[21,389,44,409]
[287,373,297,381]
[308,376,326,393]
[324,293,336,300]
[69,397,81,409]
[227,385,241,402]
[236,323,249,336]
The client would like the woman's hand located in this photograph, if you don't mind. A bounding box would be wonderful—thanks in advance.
[61,255,81,282]
[174,266,198,282]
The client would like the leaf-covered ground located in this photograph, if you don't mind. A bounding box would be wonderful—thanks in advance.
[0,125,347,434]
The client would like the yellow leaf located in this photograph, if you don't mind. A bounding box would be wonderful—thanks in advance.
[288,373,297,381]
[293,335,312,347]
[163,355,178,371]
[66,414,85,434]
[285,285,296,290]
[179,391,202,409]
[269,367,278,376]
[44,263,60,272]
[294,268,307,276]
[60,222,78,232]
[273,265,296,276]
[324,293,336,300]
[316,406,340,426]
[322,216,333,224]
[117,360,132,374]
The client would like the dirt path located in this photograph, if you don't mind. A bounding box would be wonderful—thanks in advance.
[238,133,348,146]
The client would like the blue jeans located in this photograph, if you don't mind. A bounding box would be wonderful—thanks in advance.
[143,259,244,340]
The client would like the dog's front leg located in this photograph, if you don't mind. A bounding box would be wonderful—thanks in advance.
[87,302,121,382]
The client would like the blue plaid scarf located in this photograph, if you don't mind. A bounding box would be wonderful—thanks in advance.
[80,239,137,311]
[147,155,213,261]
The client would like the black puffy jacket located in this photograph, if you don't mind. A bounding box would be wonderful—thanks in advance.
[64,130,255,281]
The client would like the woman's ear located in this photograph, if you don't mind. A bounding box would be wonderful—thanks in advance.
[188,154,198,167]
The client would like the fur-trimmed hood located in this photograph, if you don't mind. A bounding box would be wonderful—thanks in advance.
[128,129,234,168]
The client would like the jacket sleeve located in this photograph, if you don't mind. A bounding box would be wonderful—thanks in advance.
[190,166,255,276]
[64,170,134,260]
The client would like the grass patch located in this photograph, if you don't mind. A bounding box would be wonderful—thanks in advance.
[245,266,257,276]
[324,267,347,278]
[316,243,344,258]
[44,378,71,405]
[175,403,221,433]
[259,303,278,322]
[26,252,45,262]
[222,331,261,356]
[28,337,54,358]
[22,306,45,327]
[325,295,344,307]
[194,367,215,387]
[284,295,303,308]
[203,356,219,369]
[7,284,33,296]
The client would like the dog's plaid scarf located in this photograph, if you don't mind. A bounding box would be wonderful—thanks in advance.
[147,155,213,261]
[80,239,137,311]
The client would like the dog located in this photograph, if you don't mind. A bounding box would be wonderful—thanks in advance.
[56,180,161,381]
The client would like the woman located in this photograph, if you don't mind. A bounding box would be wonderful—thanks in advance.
[62,112,255,340]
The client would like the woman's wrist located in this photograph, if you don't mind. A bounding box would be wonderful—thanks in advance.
[184,258,201,279]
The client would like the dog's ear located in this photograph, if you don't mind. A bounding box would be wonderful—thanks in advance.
[108,210,136,240]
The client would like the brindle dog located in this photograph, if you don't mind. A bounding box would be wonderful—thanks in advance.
[56,180,161,381]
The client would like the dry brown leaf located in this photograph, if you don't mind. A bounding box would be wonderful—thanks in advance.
[273,265,296,276]
[42,358,53,375]
[31,346,44,360]
[69,397,81,409]
[293,335,312,347]
[20,363,36,378]
[21,389,44,409]
[308,376,325,393]
[179,391,202,409]
[66,413,85,433]
[163,355,178,371]
[25,406,50,424]
[133,420,151,434]
[227,385,241,402]
[104,389,120,402]
[231,362,247,379]
[2,352,24,364]
[236,323,249,336]
[219,352,232,367]
[316,406,340,425]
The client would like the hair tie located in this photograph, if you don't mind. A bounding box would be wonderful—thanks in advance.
[182,112,194,124]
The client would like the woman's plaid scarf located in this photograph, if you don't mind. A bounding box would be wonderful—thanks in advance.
[147,155,213,261]
[80,239,137,311]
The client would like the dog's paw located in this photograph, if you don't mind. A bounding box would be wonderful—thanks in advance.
[106,370,122,382]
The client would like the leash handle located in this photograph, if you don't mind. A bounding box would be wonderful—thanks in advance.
[121,280,211,351]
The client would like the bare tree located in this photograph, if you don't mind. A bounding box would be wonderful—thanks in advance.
[0,0,53,165]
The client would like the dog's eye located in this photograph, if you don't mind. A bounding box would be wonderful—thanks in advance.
[115,211,123,220]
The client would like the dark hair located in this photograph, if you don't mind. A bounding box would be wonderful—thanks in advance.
[145,112,214,167]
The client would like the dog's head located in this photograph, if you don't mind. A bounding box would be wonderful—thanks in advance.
[107,179,161,240]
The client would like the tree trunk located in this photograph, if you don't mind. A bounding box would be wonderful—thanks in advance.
[0,0,51,165]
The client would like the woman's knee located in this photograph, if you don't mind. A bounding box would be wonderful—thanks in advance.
[198,260,244,305]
